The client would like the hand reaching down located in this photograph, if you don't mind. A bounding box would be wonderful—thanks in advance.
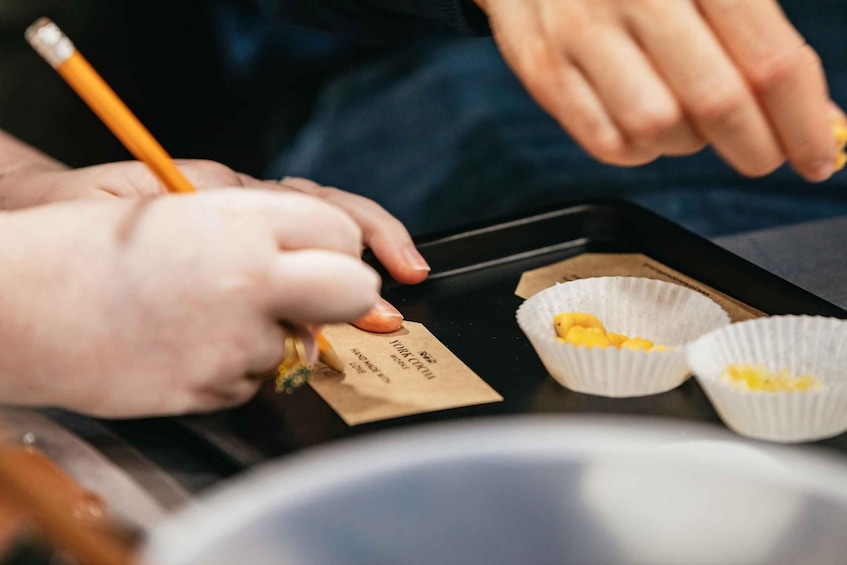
[476,0,844,181]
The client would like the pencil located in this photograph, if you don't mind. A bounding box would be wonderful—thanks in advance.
[26,18,194,194]
[26,17,343,374]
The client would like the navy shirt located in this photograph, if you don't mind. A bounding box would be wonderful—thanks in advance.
[250,0,488,41]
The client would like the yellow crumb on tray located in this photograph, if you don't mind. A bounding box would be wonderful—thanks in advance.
[721,364,823,393]
[552,312,669,352]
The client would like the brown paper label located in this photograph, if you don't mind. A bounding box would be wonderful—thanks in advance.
[515,253,763,322]
[310,322,503,426]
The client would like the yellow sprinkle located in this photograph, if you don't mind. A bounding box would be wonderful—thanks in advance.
[721,364,823,393]
[554,312,605,339]
[621,337,654,351]
[566,326,611,348]
[606,332,628,347]
[836,120,847,146]
[552,312,669,352]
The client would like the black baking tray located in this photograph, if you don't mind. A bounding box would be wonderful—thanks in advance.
[177,198,847,468]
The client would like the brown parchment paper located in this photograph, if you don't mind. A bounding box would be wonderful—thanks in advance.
[515,253,763,322]
[310,322,503,426]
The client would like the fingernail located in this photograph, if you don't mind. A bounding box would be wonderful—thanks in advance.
[403,244,430,272]
[374,297,403,319]
[807,159,834,182]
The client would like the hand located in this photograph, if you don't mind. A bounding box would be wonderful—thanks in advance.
[274,177,431,333]
[0,160,430,332]
[0,190,380,417]
[0,159,270,210]
[476,0,843,181]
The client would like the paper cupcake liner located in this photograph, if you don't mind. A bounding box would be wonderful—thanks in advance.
[516,277,730,397]
[687,315,847,443]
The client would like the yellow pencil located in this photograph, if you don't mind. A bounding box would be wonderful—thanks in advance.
[26,17,344,374]
[26,18,194,194]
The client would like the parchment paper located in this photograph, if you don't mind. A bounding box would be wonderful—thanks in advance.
[515,253,763,322]
[310,322,503,426]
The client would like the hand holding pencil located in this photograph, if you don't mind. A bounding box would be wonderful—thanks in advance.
[26,17,351,385]
[0,16,428,418]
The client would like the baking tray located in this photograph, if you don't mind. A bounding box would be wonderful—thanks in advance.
[178,198,847,467]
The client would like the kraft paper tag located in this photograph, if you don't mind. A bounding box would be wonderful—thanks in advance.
[515,253,763,322]
[310,322,503,426]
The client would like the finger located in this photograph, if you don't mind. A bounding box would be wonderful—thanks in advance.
[569,26,705,156]
[245,320,288,376]
[271,176,323,194]
[697,0,835,181]
[72,161,169,197]
[223,190,364,258]
[173,159,242,188]
[236,173,270,189]
[490,5,655,166]
[265,249,380,324]
[277,177,430,284]
[247,324,319,380]
[352,298,405,333]
[88,159,250,196]
[629,1,784,177]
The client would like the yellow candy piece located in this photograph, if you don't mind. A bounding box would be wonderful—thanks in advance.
[621,337,654,351]
[836,120,847,146]
[722,364,823,393]
[835,119,847,172]
[565,326,611,348]
[553,312,605,339]
[606,332,628,347]
[551,312,670,352]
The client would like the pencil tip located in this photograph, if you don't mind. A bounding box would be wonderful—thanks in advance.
[317,335,345,373]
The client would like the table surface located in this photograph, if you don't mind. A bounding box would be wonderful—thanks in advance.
[28,213,847,530]
[715,215,847,312]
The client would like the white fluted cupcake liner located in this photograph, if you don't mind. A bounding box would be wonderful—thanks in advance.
[516,277,730,397]
[687,315,847,443]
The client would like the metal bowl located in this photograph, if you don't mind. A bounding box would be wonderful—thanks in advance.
[145,416,847,565]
